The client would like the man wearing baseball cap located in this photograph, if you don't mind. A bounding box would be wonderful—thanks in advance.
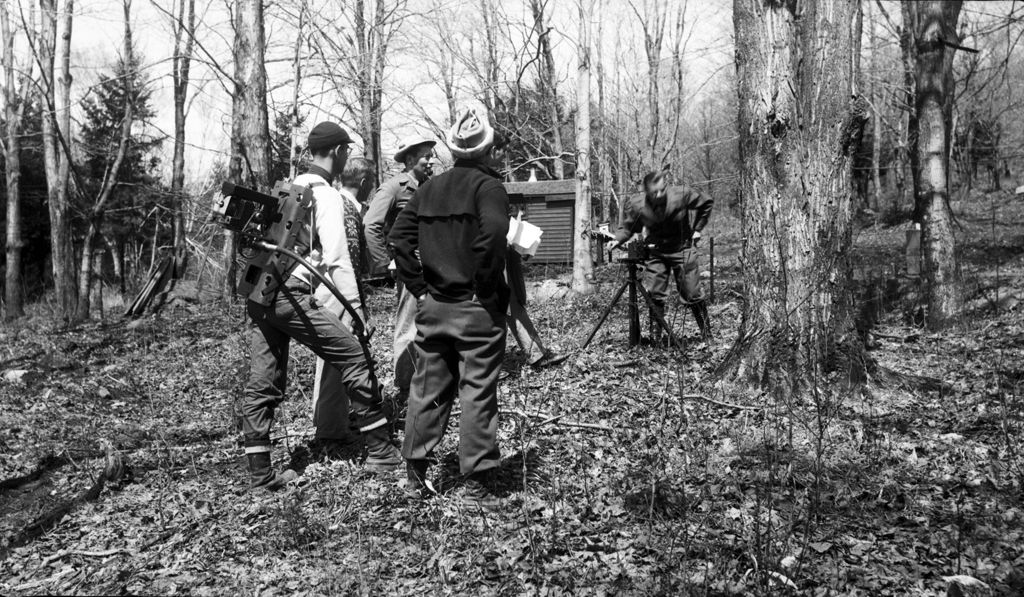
[389,108,510,506]
[362,135,437,423]
[238,122,401,491]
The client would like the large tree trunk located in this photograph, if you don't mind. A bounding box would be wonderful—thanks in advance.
[572,0,594,294]
[39,0,76,322]
[726,0,864,396]
[1,2,27,319]
[225,0,271,298]
[171,0,195,254]
[905,1,963,328]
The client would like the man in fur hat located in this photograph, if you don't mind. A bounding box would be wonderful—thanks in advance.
[389,109,510,506]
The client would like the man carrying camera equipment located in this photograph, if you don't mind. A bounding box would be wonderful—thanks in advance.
[363,137,437,423]
[611,171,714,344]
[241,122,400,490]
[309,157,377,461]
[389,108,509,505]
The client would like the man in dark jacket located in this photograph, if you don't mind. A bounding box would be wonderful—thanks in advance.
[613,170,714,342]
[388,108,509,505]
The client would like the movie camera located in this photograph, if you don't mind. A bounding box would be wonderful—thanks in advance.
[211,180,375,355]
[579,227,679,350]
[212,181,314,306]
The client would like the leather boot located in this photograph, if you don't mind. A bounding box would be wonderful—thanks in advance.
[405,459,434,499]
[247,451,298,491]
[363,424,402,472]
[690,301,712,342]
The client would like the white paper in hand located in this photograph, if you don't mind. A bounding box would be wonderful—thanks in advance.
[507,217,544,257]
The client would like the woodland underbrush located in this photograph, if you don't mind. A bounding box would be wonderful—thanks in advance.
[0,191,1021,595]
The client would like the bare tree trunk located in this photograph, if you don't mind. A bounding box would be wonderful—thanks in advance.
[75,0,136,322]
[226,0,271,298]
[1,2,29,319]
[530,0,565,179]
[726,0,864,397]
[171,0,195,254]
[573,0,594,294]
[905,0,963,328]
[39,0,77,322]
[899,2,921,222]
[353,0,385,181]
[868,0,881,211]
[288,2,304,180]
[104,235,123,293]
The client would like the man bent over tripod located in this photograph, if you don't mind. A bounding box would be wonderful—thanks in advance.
[612,171,714,344]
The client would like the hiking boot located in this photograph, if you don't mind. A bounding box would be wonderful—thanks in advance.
[247,451,299,491]
[690,301,713,343]
[459,471,501,508]
[363,425,402,472]
[404,459,435,499]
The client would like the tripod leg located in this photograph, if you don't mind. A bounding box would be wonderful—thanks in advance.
[581,280,630,350]
[637,283,682,349]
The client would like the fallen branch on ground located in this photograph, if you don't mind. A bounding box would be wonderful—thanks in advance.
[41,548,132,567]
[506,409,614,432]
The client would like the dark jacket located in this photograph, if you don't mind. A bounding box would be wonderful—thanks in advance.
[388,160,510,313]
[614,185,713,252]
[363,171,420,277]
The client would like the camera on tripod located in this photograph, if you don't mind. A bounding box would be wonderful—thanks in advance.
[615,240,652,264]
[211,181,314,305]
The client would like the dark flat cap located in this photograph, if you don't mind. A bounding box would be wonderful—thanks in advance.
[308,122,352,150]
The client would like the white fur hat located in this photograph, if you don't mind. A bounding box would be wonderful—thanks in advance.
[448,108,495,160]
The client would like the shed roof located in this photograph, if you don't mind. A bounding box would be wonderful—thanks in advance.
[503,180,577,196]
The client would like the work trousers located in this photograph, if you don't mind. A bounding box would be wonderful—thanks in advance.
[402,295,506,474]
[240,285,385,453]
[644,247,705,309]
[311,306,365,441]
[393,283,419,393]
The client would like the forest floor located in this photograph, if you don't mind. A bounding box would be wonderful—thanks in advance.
[0,190,1022,596]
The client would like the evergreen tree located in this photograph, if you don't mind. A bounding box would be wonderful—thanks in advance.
[76,45,165,289]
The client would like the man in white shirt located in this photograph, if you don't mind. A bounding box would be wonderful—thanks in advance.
[309,157,377,460]
[238,123,401,490]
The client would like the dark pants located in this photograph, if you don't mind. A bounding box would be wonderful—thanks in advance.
[644,247,704,308]
[402,295,506,474]
[240,285,385,453]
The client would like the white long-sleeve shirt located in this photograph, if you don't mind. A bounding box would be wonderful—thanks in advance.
[290,171,360,314]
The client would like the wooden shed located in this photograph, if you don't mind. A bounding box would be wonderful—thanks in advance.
[503,180,576,264]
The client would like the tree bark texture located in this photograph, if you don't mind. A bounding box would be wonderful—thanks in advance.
[1,2,27,318]
[572,0,594,294]
[231,0,271,193]
[38,0,77,322]
[171,0,195,253]
[530,0,565,179]
[727,0,864,396]
[225,0,271,298]
[904,1,963,328]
